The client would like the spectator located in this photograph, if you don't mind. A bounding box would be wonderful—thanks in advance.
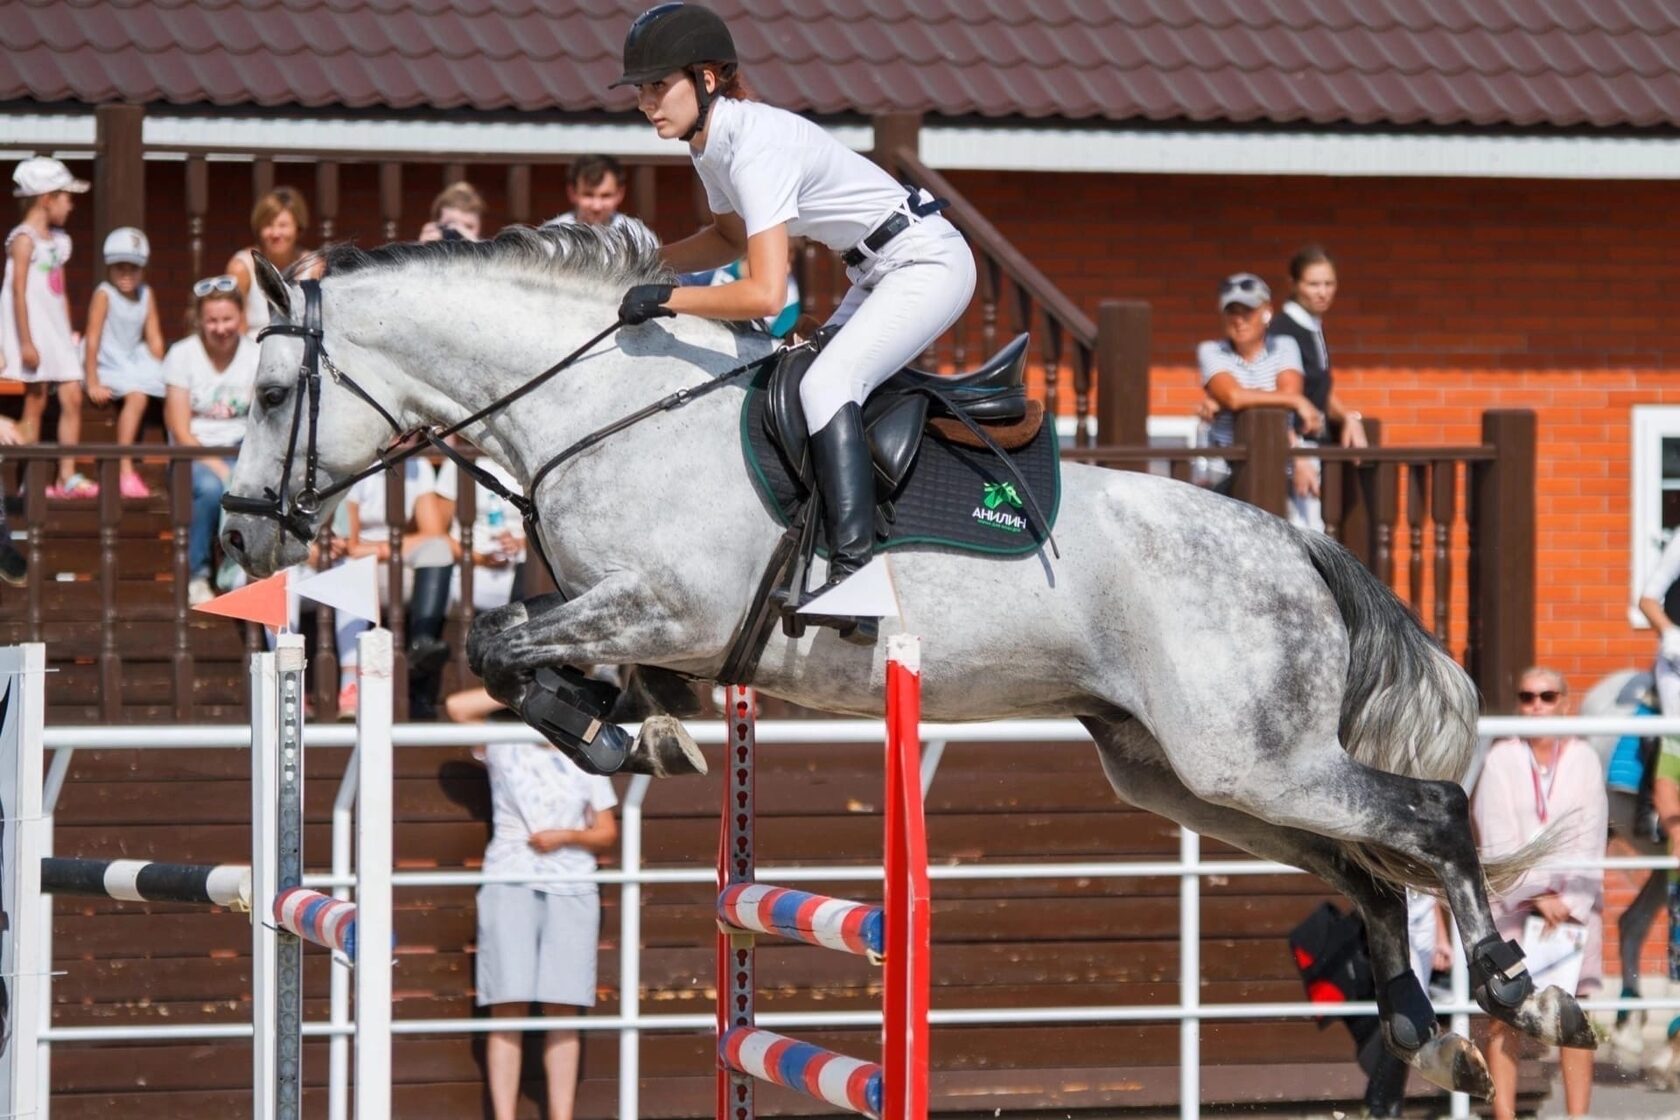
[335,459,453,717]
[1471,668,1606,1120]
[2,157,95,498]
[1267,245,1368,449]
[83,226,166,498]
[0,415,26,585]
[446,685,617,1120]
[1639,544,1680,1037]
[225,187,310,339]
[163,276,258,606]
[543,155,628,229]
[1649,724,1680,1041]
[1195,273,1322,518]
[434,454,526,614]
[418,181,486,243]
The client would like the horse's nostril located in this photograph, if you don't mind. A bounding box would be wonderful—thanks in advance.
[226,529,245,553]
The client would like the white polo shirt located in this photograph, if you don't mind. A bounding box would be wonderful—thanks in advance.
[690,97,910,253]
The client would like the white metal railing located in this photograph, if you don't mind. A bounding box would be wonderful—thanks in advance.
[34,713,1680,1120]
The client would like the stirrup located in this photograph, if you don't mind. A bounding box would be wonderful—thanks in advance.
[1467,934,1532,1010]
[519,666,633,774]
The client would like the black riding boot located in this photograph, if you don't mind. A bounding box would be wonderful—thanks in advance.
[801,401,879,646]
[406,563,452,719]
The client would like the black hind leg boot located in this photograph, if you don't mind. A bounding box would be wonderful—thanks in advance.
[406,562,452,719]
[799,401,879,646]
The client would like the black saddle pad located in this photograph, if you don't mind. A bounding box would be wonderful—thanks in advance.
[739,364,1060,557]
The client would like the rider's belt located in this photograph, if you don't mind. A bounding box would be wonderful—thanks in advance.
[842,189,951,269]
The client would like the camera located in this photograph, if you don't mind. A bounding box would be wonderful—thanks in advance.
[439,224,465,242]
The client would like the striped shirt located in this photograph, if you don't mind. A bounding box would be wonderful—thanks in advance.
[1197,335,1304,446]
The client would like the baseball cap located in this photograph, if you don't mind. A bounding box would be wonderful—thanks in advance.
[12,157,90,198]
[103,227,150,266]
[1218,272,1270,311]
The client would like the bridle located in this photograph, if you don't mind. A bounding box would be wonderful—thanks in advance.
[220,277,780,554]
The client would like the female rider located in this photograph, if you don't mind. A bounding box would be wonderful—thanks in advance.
[612,2,978,645]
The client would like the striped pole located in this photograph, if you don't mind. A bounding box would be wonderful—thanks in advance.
[721,1027,883,1119]
[41,857,252,911]
[717,884,883,957]
[273,887,359,957]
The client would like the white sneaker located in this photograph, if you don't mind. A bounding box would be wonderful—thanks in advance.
[188,577,215,606]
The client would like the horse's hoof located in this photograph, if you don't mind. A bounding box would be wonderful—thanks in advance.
[1406,1032,1493,1099]
[1507,985,1599,1050]
[625,714,708,777]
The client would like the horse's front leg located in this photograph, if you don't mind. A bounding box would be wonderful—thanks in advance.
[465,591,567,679]
[476,574,708,779]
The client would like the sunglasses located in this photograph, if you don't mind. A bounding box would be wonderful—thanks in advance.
[1517,690,1560,704]
[192,274,240,298]
[1221,277,1263,293]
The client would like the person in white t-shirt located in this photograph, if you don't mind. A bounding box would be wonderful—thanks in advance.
[1638,532,1680,720]
[163,277,259,604]
[611,3,976,644]
[446,685,617,1120]
[434,455,527,612]
[541,155,630,230]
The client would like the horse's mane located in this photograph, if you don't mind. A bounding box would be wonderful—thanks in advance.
[317,221,675,293]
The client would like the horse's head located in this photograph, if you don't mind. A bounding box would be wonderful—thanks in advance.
[220,252,406,577]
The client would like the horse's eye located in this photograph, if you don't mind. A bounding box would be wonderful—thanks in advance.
[261,386,289,409]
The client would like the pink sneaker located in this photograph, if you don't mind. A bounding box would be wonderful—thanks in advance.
[337,681,359,720]
[119,472,151,499]
[45,473,98,500]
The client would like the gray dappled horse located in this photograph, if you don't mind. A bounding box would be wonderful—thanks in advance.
[218,223,1594,1100]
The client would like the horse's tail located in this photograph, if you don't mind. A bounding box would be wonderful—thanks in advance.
[1297,529,1555,896]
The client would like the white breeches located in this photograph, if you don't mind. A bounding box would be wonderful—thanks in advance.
[799,214,977,433]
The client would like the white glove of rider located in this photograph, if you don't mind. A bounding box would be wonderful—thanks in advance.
[1662,627,1680,664]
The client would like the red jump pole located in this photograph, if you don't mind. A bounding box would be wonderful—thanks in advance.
[883,634,930,1120]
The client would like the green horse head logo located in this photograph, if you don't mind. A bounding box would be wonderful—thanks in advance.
[982,482,1023,511]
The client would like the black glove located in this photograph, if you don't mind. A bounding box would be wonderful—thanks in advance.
[618,283,676,326]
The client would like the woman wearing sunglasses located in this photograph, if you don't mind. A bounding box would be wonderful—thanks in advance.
[163,275,259,605]
[1470,668,1606,1120]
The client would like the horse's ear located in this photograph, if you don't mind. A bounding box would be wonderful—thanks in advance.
[251,250,293,320]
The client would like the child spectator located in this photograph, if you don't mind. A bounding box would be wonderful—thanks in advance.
[2,157,95,498]
[543,155,628,229]
[163,276,258,605]
[418,181,486,242]
[83,226,166,498]
[225,187,310,340]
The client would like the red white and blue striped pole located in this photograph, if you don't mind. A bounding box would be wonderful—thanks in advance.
[273,886,359,957]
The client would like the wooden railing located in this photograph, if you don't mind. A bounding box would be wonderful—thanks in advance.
[0,409,1534,721]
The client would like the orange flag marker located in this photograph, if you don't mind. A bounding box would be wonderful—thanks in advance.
[192,569,290,630]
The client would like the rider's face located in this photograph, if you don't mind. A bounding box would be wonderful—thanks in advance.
[636,70,707,141]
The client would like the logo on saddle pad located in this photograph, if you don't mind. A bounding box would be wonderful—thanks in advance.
[972,481,1027,533]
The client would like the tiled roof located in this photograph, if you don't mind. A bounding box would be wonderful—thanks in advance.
[4,0,1678,129]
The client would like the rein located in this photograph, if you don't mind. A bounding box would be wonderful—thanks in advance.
[221,278,783,548]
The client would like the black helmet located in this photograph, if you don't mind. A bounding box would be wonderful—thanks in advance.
[610,3,737,89]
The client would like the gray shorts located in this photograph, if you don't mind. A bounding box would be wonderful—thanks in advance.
[475,883,600,1008]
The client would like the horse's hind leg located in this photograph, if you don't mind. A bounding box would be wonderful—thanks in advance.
[1084,717,1493,1098]
[1229,748,1595,1052]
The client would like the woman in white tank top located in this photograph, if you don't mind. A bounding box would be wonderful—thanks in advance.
[612,3,976,643]
[225,187,311,339]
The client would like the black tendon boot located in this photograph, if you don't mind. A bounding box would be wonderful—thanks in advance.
[406,562,452,719]
[801,401,879,646]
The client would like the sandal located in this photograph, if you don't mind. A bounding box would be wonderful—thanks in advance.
[45,473,98,500]
[119,471,151,499]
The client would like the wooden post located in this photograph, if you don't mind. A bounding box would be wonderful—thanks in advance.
[443,161,465,187]
[506,164,532,226]
[252,158,275,205]
[1230,408,1290,517]
[315,161,340,243]
[871,112,921,173]
[93,103,145,250]
[1338,418,1382,568]
[1095,299,1149,451]
[632,163,657,227]
[1470,410,1536,710]
[185,156,209,281]
[378,162,402,243]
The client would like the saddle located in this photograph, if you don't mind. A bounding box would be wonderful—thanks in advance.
[719,332,1061,683]
[762,333,1039,499]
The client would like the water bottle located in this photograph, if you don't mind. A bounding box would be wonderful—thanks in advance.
[486,505,504,531]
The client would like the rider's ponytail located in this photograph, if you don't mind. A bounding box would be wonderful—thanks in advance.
[708,63,755,101]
